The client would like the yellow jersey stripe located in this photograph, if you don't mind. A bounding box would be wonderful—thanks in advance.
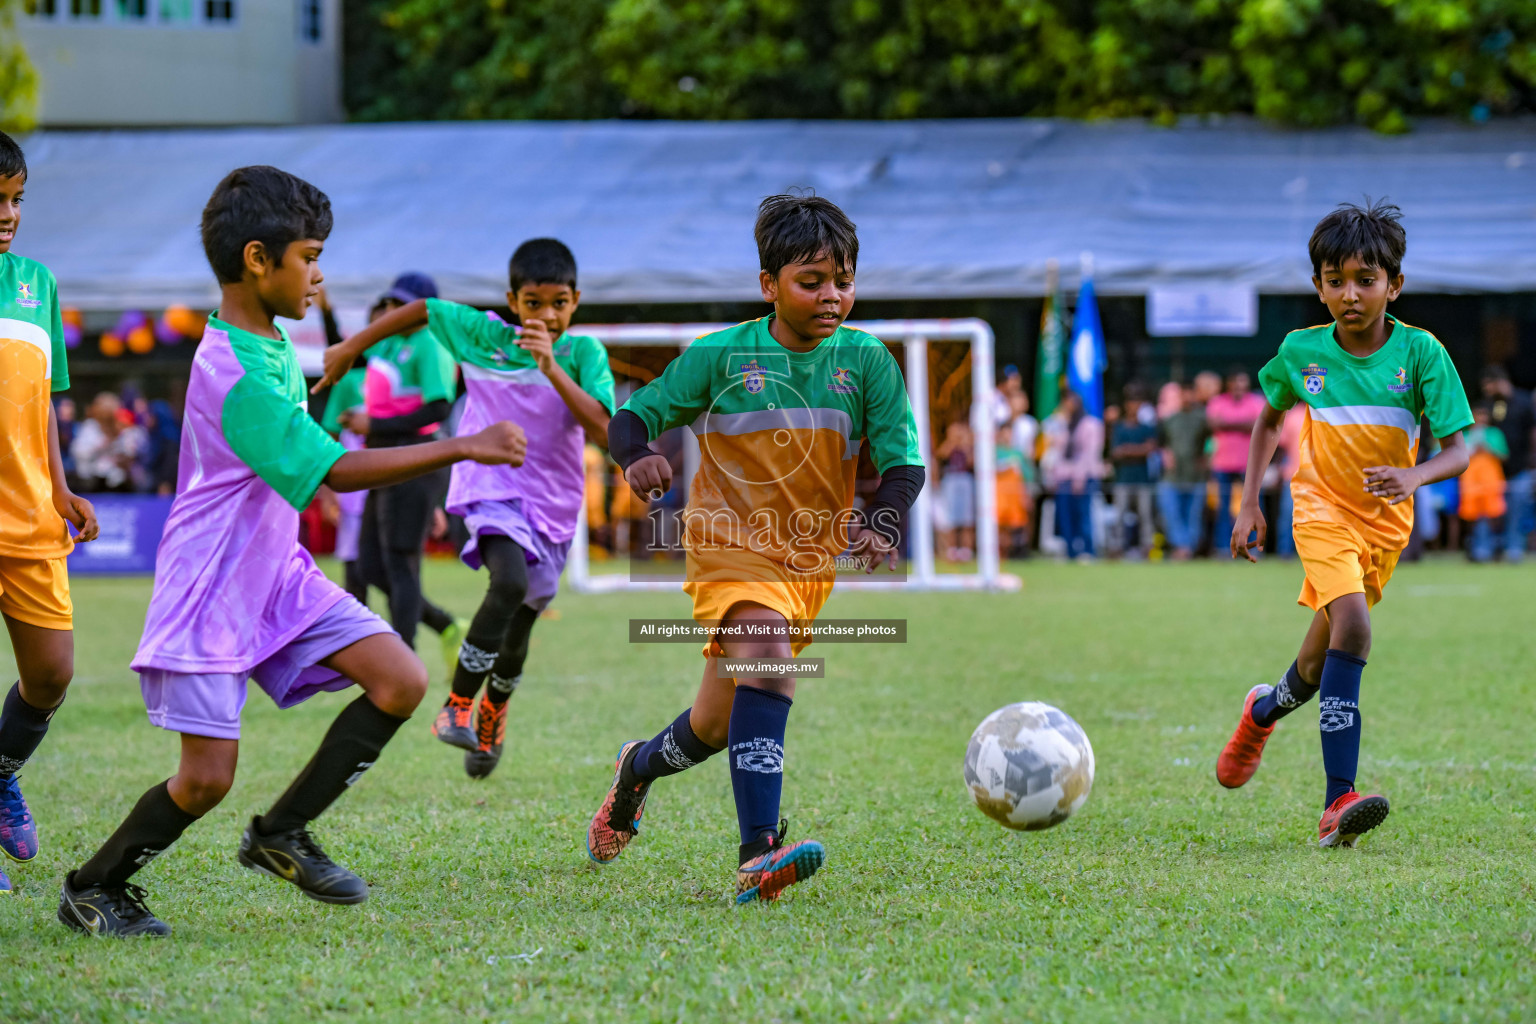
[0,317,52,378]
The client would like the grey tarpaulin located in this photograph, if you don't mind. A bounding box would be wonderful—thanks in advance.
[14,117,1536,310]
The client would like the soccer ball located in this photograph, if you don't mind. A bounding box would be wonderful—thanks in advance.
[963,702,1095,831]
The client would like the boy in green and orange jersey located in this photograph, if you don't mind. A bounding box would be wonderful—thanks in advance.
[1216,200,1472,848]
[0,131,100,893]
[585,193,926,903]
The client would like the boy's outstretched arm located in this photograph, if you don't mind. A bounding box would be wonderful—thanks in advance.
[312,299,430,392]
[1365,432,1468,505]
[516,319,610,445]
[326,421,526,493]
[1231,401,1285,563]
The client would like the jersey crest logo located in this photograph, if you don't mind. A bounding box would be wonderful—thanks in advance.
[1302,363,1327,396]
[14,282,40,309]
[1388,366,1413,394]
[740,359,766,395]
[828,367,858,394]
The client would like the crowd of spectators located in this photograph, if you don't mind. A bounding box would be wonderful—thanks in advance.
[948,363,1536,564]
[53,358,1536,569]
[56,390,181,496]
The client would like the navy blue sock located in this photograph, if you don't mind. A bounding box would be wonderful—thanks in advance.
[0,682,59,780]
[628,708,722,782]
[1318,649,1366,808]
[1251,661,1319,727]
[728,685,792,844]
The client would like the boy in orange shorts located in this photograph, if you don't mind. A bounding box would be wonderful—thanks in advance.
[1216,200,1472,847]
[0,132,100,892]
[585,193,925,902]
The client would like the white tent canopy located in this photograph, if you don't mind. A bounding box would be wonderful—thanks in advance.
[15,117,1536,311]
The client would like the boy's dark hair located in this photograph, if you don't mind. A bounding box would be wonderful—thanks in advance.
[1309,198,1406,279]
[1122,380,1146,404]
[200,165,333,285]
[0,131,25,181]
[755,192,858,277]
[508,238,577,293]
[1481,364,1510,384]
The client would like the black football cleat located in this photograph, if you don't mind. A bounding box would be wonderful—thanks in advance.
[58,871,172,937]
[238,818,369,904]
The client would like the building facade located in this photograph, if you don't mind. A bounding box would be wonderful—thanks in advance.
[18,0,342,125]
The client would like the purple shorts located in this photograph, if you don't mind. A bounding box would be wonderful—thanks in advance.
[334,509,363,564]
[458,499,570,611]
[139,596,392,740]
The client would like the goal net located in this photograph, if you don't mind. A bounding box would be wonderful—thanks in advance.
[567,318,1019,593]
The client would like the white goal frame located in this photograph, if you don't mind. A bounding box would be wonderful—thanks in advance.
[567,318,1020,593]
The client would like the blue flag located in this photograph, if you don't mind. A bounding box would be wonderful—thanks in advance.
[1067,277,1107,418]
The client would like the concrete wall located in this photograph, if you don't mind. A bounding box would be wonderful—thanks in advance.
[17,0,341,126]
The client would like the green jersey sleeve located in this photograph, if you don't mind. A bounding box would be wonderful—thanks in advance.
[45,270,67,393]
[861,341,924,472]
[321,369,365,435]
[623,342,717,438]
[570,335,617,414]
[224,368,347,511]
[1258,346,1297,412]
[1416,339,1474,439]
[425,298,499,365]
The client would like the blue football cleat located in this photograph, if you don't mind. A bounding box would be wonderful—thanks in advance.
[0,774,38,862]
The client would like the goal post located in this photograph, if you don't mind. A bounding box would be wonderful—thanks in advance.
[567,318,1020,593]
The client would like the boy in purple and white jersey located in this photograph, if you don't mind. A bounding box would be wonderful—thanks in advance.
[58,167,525,938]
[319,239,612,780]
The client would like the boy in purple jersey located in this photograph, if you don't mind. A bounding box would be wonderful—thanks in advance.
[318,239,613,781]
[58,167,525,938]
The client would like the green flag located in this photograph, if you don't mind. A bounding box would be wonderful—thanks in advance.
[1035,276,1066,419]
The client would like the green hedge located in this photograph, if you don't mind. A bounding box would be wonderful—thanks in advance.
[344,0,1535,131]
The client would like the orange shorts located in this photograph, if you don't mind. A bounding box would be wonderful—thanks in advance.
[684,549,833,657]
[0,556,73,630]
[1293,519,1400,612]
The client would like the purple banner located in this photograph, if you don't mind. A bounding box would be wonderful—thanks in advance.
[67,495,173,575]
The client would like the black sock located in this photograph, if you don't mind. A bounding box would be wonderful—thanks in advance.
[421,599,453,635]
[76,780,200,887]
[628,707,723,783]
[728,685,792,845]
[1319,649,1366,808]
[258,695,408,835]
[485,606,540,708]
[1250,661,1319,727]
[451,536,529,701]
[450,636,497,701]
[0,681,59,780]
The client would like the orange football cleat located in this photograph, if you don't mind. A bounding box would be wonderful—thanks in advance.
[1216,685,1276,789]
[1318,791,1390,848]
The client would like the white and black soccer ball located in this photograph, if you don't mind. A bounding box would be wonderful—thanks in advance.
[963,702,1095,831]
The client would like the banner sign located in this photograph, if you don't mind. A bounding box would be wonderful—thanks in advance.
[1147,285,1258,337]
[67,495,173,575]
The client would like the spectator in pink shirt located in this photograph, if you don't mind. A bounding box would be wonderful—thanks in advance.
[1206,367,1267,552]
[1044,389,1104,561]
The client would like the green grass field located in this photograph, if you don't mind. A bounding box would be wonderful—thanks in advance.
[4,556,1535,1022]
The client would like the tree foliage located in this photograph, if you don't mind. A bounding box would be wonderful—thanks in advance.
[0,0,39,133]
[345,0,1536,131]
